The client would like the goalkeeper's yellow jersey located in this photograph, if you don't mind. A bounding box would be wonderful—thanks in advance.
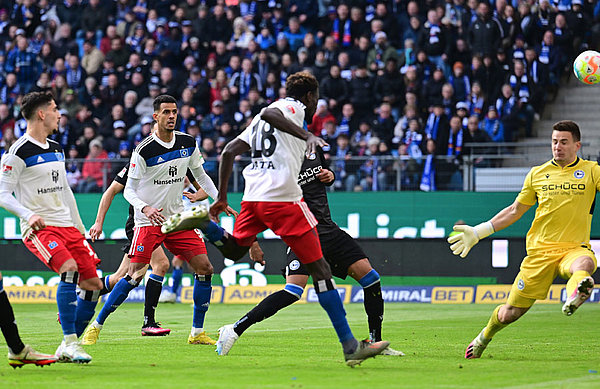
[516,157,600,252]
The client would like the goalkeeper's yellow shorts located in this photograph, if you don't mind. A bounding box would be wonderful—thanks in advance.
[507,246,597,308]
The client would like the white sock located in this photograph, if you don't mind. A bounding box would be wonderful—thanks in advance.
[191,327,204,336]
[92,321,103,330]
[64,333,77,344]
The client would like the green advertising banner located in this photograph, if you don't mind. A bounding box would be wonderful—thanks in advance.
[0,192,552,239]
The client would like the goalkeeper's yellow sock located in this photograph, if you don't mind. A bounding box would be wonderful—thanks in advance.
[566,270,592,297]
[483,305,508,340]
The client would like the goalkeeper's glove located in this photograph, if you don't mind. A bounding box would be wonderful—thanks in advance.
[446,222,495,258]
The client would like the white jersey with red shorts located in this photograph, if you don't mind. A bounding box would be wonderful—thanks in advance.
[124,131,215,264]
[0,134,100,279]
[233,98,321,263]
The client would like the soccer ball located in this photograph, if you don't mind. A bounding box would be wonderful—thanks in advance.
[573,50,600,85]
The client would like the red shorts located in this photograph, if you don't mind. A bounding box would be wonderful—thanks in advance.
[23,226,101,281]
[233,200,322,263]
[129,226,207,264]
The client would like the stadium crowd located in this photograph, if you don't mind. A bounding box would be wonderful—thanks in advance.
[0,0,598,191]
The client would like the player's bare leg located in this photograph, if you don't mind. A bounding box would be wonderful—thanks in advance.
[466,303,530,359]
[563,256,596,316]
[347,259,403,356]
[102,253,131,293]
[187,254,216,345]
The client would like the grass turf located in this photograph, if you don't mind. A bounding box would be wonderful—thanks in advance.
[1,303,599,388]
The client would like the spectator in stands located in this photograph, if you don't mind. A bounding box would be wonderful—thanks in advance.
[0,103,15,137]
[449,62,470,104]
[81,0,107,37]
[536,30,562,90]
[136,83,160,119]
[358,137,388,191]
[134,116,153,146]
[283,17,306,52]
[65,146,82,190]
[371,102,395,145]
[348,35,371,68]
[337,103,359,137]
[331,133,357,192]
[5,35,41,93]
[228,17,255,51]
[101,73,124,107]
[104,120,129,158]
[229,58,262,101]
[467,82,485,118]
[441,83,457,118]
[320,119,339,145]
[65,55,87,92]
[484,106,505,143]
[524,48,549,116]
[424,101,450,154]
[351,120,374,151]
[308,99,336,136]
[289,0,319,31]
[373,57,403,114]
[1,73,21,108]
[201,100,225,140]
[99,104,125,138]
[77,138,108,193]
[468,2,502,57]
[424,67,446,109]
[566,0,591,53]
[349,64,375,118]
[495,84,519,142]
[367,31,399,73]
[418,9,450,73]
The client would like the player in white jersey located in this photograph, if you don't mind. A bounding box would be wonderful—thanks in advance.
[165,72,390,366]
[0,92,103,363]
[83,95,221,345]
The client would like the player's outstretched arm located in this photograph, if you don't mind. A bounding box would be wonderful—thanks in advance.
[447,200,531,258]
[210,138,250,222]
[89,180,125,241]
[261,108,328,154]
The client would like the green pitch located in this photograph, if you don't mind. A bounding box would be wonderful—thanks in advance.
[1,303,599,388]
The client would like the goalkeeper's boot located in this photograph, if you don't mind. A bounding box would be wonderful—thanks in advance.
[344,339,390,367]
[215,324,239,355]
[381,346,405,356]
[465,329,490,359]
[8,345,58,368]
[55,339,92,364]
[188,331,216,345]
[81,323,102,345]
[142,322,171,336]
[161,205,209,234]
[158,290,177,303]
[562,277,594,316]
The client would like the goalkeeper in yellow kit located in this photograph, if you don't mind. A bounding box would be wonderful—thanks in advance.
[448,120,597,359]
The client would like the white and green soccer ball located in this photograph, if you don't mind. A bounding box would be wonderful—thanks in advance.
[573,50,600,85]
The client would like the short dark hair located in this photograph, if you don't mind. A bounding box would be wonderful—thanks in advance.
[153,95,177,112]
[552,120,581,141]
[21,92,54,120]
[285,72,318,100]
